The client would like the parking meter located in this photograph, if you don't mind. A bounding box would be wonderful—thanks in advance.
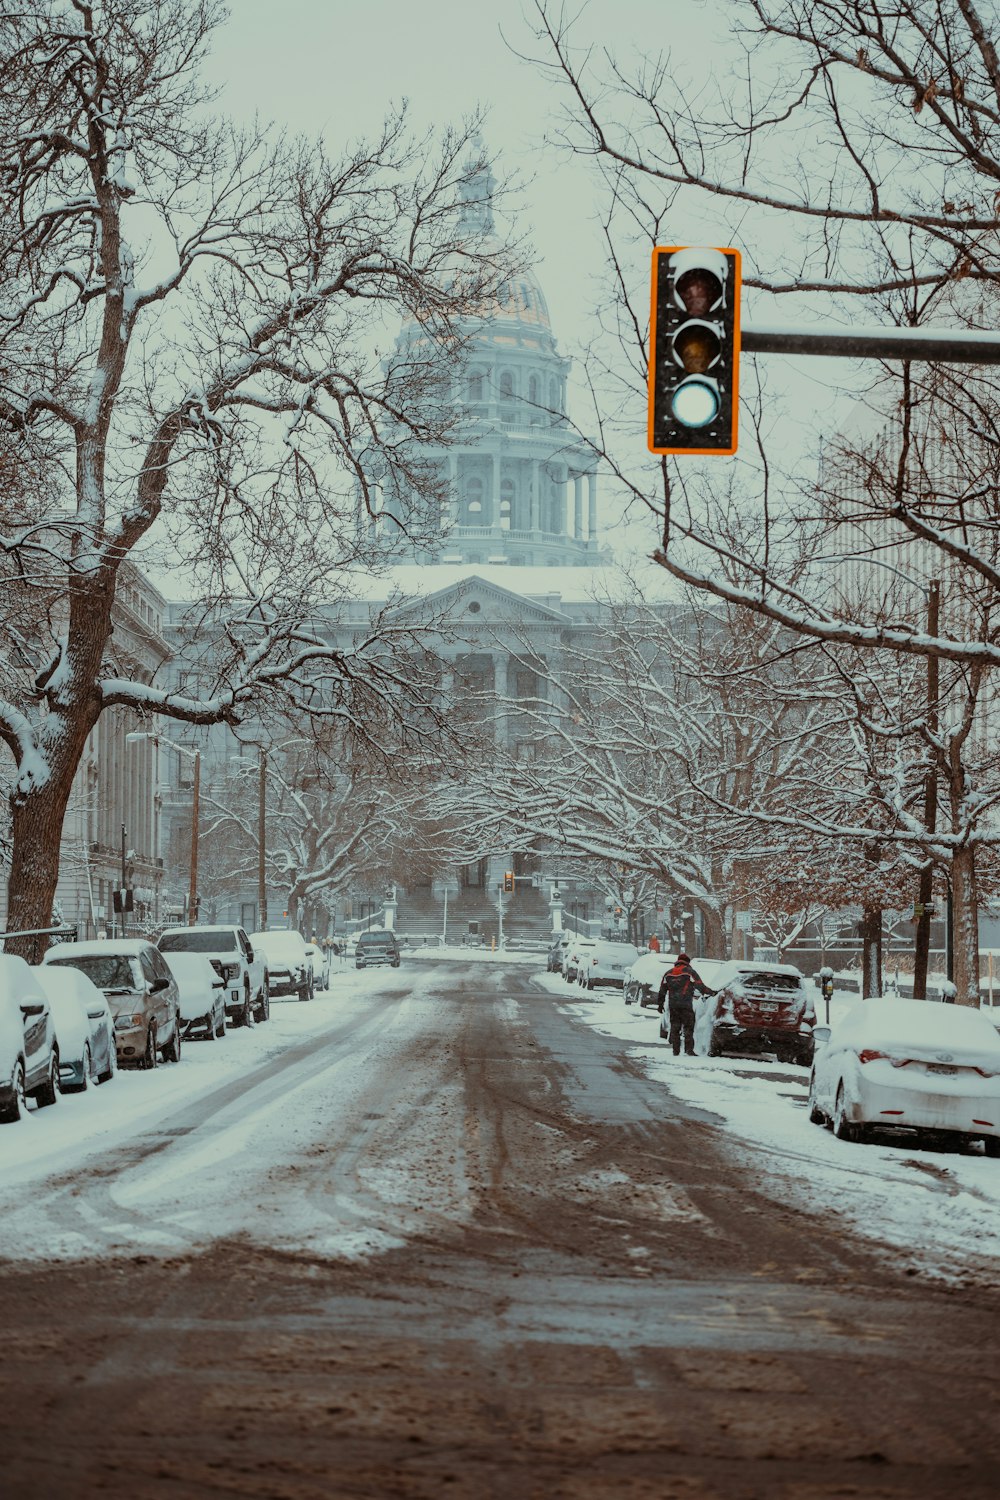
[819,966,835,1023]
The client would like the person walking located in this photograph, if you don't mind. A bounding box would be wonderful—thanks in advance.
[648,933,660,953]
[656,953,714,1057]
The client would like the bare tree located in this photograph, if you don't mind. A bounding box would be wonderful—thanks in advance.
[526,0,1000,1000]
[0,0,522,949]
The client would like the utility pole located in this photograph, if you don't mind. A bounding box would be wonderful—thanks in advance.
[913,579,940,1000]
[257,748,267,931]
[188,748,200,926]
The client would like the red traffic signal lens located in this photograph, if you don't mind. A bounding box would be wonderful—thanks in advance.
[674,267,723,317]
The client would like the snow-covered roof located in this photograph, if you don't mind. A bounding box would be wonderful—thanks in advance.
[42,938,155,961]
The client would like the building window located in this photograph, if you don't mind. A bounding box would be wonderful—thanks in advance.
[499,370,514,398]
[468,370,484,401]
[465,476,484,522]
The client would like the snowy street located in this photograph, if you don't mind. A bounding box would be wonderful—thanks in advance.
[1,959,999,1498]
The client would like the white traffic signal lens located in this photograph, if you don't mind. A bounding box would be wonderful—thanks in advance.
[672,320,721,373]
[671,376,720,428]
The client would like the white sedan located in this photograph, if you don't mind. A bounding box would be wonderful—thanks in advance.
[809,998,1000,1155]
[161,952,227,1041]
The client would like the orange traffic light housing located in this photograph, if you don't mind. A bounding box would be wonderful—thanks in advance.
[503,871,514,892]
[648,245,741,456]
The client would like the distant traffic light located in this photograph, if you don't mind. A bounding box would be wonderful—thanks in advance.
[648,245,741,456]
[503,871,514,893]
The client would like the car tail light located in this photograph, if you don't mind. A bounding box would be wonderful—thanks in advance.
[973,1118,994,1127]
[974,1067,999,1078]
[592,957,599,966]
[858,1049,911,1067]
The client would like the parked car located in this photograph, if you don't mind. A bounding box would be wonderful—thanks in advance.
[161,951,227,1041]
[808,997,1000,1154]
[354,929,401,970]
[250,929,312,999]
[0,955,60,1122]
[158,925,268,1026]
[35,964,116,1090]
[563,937,596,984]
[44,938,182,1069]
[700,960,816,1065]
[624,951,674,1007]
[305,942,328,991]
[578,939,640,991]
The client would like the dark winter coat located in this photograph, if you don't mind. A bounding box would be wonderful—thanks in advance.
[656,959,713,1013]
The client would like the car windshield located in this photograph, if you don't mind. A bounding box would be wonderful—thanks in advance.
[159,930,237,953]
[48,954,140,990]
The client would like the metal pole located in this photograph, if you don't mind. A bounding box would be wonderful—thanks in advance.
[442,884,448,946]
[120,823,127,939]
[257,748,267,930]
[946,878,954,989]
[188,750,200,926]
[913,580,940,1000]
[498,883,504,949]
[742,324,1000,364]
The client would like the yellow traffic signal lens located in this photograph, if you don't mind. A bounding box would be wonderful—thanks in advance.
[671,376,720,428]
[675,267,723,317]
[672,321,720,373]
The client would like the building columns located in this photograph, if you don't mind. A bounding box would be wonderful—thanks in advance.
[573,473,583,539]
[588,472,598,540]
[531,460,540,532]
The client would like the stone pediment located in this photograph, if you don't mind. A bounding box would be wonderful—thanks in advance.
[384,574,572,627]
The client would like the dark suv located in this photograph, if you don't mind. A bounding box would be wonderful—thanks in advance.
[355,931,401,969]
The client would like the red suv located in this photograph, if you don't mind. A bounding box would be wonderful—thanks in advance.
[704,961,816,1066]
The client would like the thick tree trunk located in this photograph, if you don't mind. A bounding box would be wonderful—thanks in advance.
[950,846,980,1007]
[861,902,883,998]
[5,769,79,961]
[701,907,726,960]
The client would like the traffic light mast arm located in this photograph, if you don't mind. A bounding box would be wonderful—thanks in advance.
[742,323,1000,363]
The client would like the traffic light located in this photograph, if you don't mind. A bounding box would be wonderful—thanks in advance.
[648,245,741,456]
[503,871,514,893]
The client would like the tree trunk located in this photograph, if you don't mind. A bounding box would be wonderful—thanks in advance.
[5,769,78,962]
[701,906,726,959]
[861,902,883,998]
[950,846,980,1007]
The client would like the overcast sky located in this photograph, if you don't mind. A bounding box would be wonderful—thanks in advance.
[194,1,859,561]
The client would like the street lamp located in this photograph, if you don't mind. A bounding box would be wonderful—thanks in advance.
[126,731,200,926]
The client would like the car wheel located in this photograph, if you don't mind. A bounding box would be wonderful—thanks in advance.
[215,1003,226,1038]
[807,1074,825,1125]
[984,1137,1000,1159]
[707,1029,722,1058]
[72,1044,93,1093]
[833,1084,860,1143]
[34,1052,60,1108]
[256,982,270,1023]
[0,1060,27,1123]
[162,1019,181,1064]
[143,1026,158,1070]
[97,1034,117,1084]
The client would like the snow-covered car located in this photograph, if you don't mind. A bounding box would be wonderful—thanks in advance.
[624,952,673,1007]
[0,955,60,1122]
[305,942,328,991]
[44,938,182,1070]
[158,925,268,1026]
[578,939,640,991]
[250,929,312,1000]
[563,937,596,984]
[34,964,116,1091]
[161,951,227,1041]
[808,997,1000,1154]
[700,960,815,1065]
